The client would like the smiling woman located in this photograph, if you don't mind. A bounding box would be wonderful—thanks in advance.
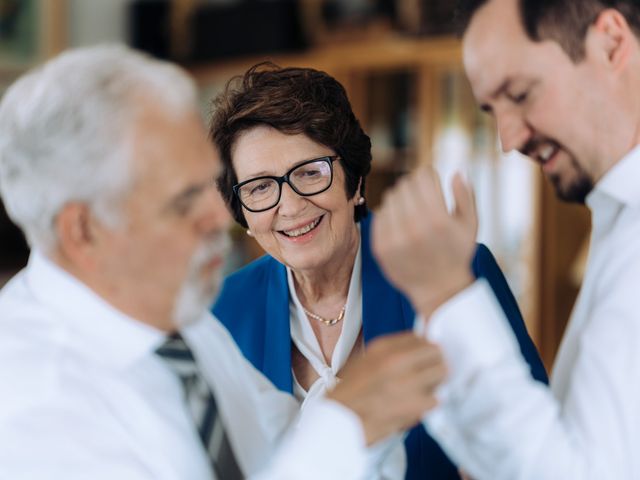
[209,62,547,480]
[229,126,360,274]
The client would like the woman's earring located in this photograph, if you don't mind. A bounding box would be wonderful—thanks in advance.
[246,229,253,237]
[356,197,366,206]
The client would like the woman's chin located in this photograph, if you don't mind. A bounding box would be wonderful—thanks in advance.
[279,249,332,274]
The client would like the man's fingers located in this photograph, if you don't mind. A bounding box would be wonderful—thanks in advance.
[372,180,407,257]
[364,333,447,390]
[452,172,478,233]
[389,353,448,394]
[414,165,448,216]
[366,331,439,359]
[331,331,448,445]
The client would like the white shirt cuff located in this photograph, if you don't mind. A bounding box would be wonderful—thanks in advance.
[254,398,367,479]
[415,279,521,398]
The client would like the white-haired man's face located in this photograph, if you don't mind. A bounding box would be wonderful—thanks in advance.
[91,102,231,331]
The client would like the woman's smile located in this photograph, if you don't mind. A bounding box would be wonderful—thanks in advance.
[278,215,324,239]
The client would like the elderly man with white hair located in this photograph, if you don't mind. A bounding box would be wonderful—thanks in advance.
[0,45,445,480]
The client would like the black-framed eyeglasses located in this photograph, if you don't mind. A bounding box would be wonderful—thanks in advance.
[233,156,339,213]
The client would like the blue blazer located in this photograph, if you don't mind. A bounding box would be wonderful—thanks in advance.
[213,214,547,480]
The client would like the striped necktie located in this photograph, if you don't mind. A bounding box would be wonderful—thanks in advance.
[156,333,243,479]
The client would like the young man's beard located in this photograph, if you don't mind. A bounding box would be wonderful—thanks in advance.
[549,157,594,204]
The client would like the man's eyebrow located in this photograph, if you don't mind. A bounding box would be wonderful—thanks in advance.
[164,181,211,212]
[492,78,512,98]
[479,78,513,114]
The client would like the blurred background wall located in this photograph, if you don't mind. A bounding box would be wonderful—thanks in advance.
[0,0,591,369]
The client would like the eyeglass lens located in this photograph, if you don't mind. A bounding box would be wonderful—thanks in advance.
[237,157,333,211]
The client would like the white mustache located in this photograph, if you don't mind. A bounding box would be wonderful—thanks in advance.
[172,231,232,328]
[190,232,232,271]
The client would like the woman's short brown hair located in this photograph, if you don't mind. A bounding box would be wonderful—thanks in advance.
[209,62,371,228]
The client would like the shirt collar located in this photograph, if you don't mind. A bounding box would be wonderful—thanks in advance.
[587,144,640,210]
[25,251,167,370]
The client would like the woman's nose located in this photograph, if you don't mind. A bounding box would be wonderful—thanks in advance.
[276,182,308,216]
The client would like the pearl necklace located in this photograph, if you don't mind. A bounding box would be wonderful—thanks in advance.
[302,303,346,326]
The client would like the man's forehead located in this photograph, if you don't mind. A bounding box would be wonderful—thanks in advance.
[131,109,219,186]
[462,0,532,100]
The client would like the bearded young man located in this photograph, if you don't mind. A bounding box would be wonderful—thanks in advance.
[373,0,640,478]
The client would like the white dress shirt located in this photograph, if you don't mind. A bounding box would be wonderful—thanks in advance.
[0,252,368,479]
[420,146,640,479]
[288,244,406,479]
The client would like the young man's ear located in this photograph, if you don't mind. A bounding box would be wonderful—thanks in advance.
[54,202,100,270]
[589,8,635,73]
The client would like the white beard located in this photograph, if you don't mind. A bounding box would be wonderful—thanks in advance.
[172,232,231,328]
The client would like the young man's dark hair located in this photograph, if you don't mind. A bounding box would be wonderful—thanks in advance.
[457,0,640,61]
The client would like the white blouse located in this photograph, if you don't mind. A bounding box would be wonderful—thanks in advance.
[287,242,407,480]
